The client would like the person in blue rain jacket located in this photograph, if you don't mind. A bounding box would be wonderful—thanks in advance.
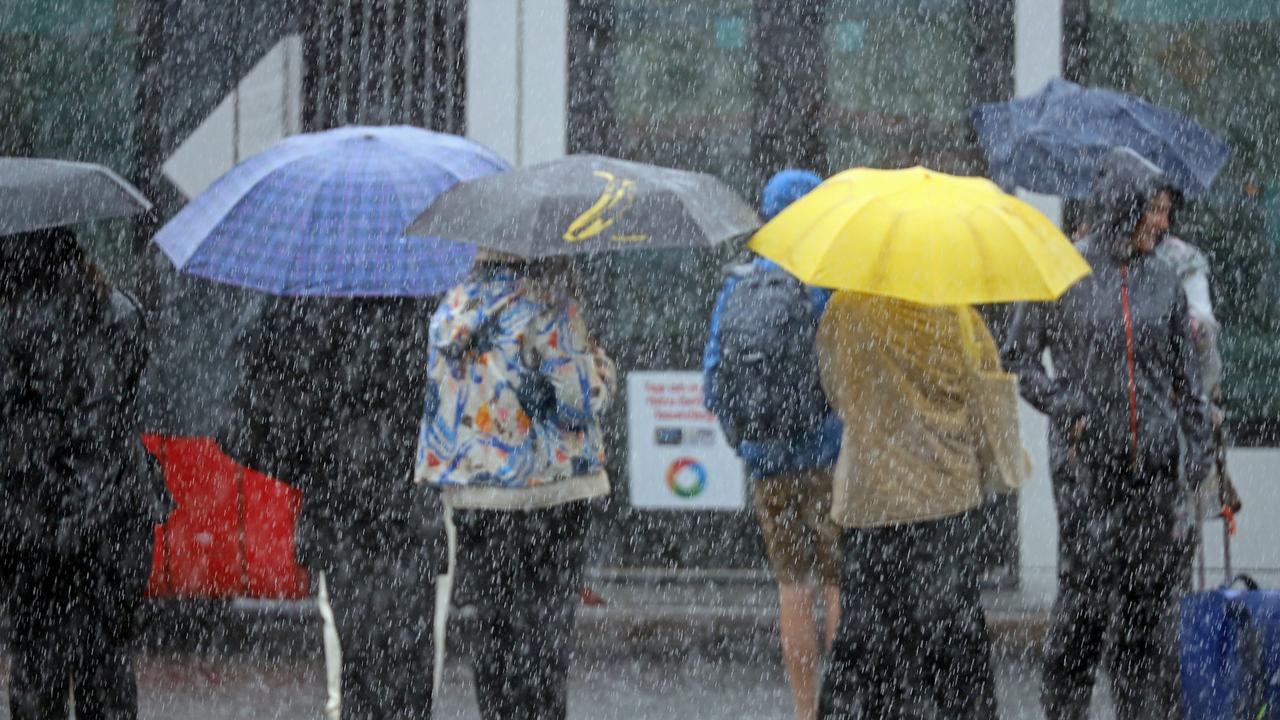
[703,169,842,720]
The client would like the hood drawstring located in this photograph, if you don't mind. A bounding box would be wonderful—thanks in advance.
[1120,262,1140,469]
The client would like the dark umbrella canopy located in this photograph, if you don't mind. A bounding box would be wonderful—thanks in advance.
[405,154,761,258]
[0,157,152,236]
[970,78,1230,198]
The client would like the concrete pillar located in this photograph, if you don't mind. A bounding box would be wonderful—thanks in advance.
[1013,0,1065,603]
[466,0,568,167]
[162,34,304,199]
[1014,0,1064,228]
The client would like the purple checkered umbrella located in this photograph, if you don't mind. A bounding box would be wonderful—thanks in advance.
[154,126,508,296]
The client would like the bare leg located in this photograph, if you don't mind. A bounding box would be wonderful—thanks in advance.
[779,583,821,720]
[822,585,841,650]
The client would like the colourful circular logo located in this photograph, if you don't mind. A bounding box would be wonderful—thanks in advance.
[666,458,707,498]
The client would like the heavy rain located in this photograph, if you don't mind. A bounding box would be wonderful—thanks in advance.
[1,1,1278,719]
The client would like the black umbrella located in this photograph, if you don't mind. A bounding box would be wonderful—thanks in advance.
[405,154,760,258]
[0,157,152,236]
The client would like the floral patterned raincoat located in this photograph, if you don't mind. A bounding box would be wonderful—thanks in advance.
[415,267,617,510]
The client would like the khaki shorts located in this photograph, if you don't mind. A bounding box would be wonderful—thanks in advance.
[752,469,842,586]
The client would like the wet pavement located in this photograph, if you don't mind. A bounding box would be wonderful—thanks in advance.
[0,625,1112,719]
[0,575,1115,719]
[0,646,1083,720]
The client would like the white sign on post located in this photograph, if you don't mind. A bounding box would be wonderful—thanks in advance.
[626,371,746,510]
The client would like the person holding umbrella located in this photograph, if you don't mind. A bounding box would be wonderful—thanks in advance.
[750,166,1087,719]
[226,295,443,719]
[0,159,167,720]
[1004,147,1213,720]
[153,126,509,720]
[974,81,1230,717]
[409,153,759,719]
[815,288,1004,719]
[1148,182,1244,714]
[416,250,617,720]
[0,229,170,720]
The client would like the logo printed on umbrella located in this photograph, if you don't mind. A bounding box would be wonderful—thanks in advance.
[563,171,649,244]
[665,457,707,498]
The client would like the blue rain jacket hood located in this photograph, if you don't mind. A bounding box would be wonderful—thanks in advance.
[761,169,822,220]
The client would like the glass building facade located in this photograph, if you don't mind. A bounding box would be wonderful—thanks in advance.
[576,0,1018,571]
[825,0,982,174]
[0,0,143,283]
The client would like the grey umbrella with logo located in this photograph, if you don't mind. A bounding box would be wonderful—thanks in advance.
[404,154,760,258]
[0,157,152,236]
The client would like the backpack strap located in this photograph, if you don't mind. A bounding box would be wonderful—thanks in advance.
[1227,574,1261,592]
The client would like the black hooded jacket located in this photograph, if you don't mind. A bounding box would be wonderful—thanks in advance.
[219,297,443,570]
[0,285,171,565]
[1005,148,1212,482]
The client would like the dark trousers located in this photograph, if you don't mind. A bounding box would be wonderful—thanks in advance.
[6,551,144,720]
[819,512,997,720]
[320,535,437,720]
[1042,452,1182,720]
[453,502,591,720]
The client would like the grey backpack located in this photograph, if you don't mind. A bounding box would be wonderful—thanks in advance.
[713,263,830,446]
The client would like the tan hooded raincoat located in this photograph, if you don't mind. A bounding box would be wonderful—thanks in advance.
[816,293,1003,528]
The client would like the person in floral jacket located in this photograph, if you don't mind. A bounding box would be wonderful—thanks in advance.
[416,250,616,720]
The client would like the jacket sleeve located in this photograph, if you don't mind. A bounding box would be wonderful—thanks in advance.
[1169,292,1213,487]
[68,293,170,527]
[815,297,854,413]
[529,299,617,427]
[702,276,736,415]
[968,308,1004,373]
[1182,269,1224,400]
[1003,301,1084,419]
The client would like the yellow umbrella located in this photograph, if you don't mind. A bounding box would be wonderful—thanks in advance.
[748,166,1090,305]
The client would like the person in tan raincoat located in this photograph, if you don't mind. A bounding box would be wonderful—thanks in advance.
[815,293,1000,720]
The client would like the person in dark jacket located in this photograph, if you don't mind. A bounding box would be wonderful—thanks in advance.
[221,296,443,720]
[704,169,842,720]
[1005,147,1213,720]
[0,227,171,720]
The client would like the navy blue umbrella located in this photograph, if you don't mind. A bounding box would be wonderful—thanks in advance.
[970,78,1230,199]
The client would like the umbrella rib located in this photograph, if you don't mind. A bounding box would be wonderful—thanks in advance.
[164,146,327,267]
[869,209,911,300]
[783,178,912,282]
[770,196,857,284]
[395,140,492,186]
[970,204,1065,301]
